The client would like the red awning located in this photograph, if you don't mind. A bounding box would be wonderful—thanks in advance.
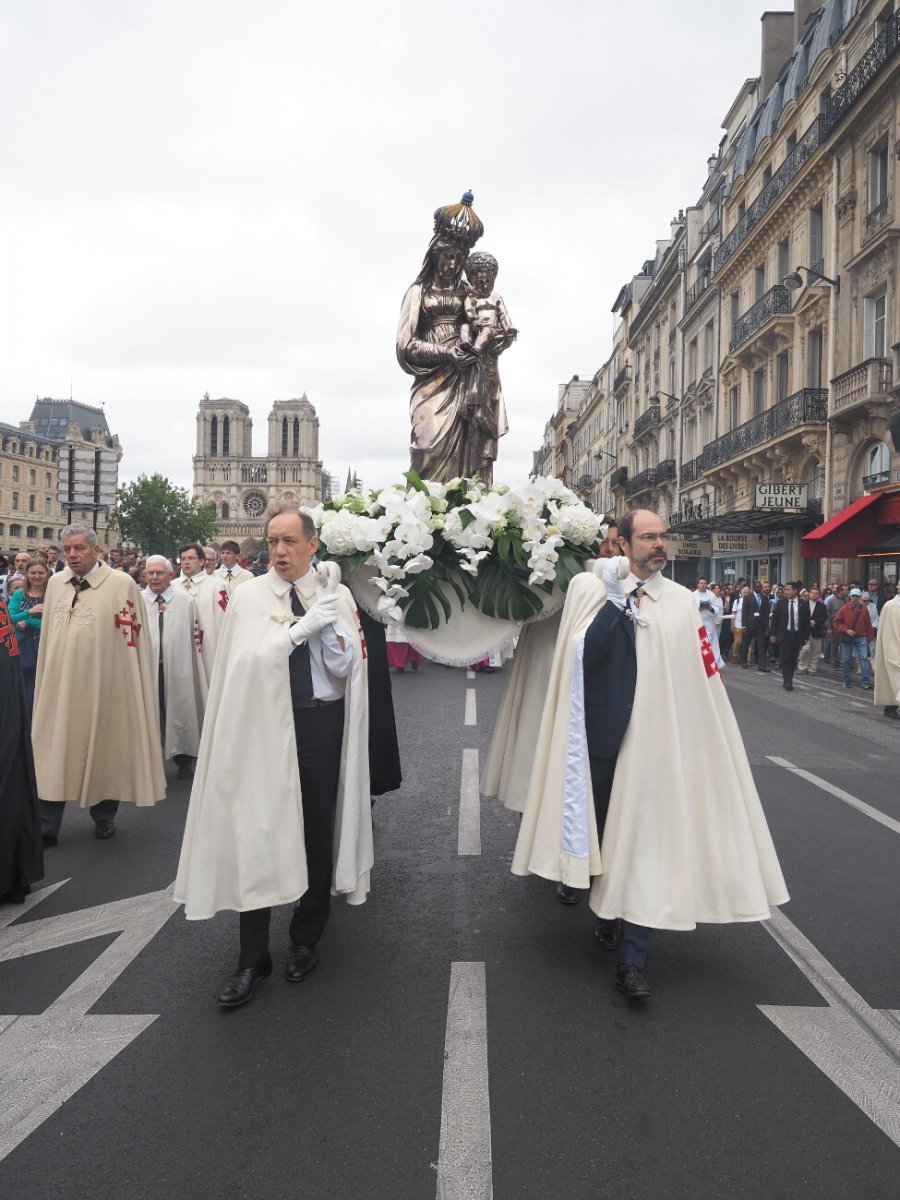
[801,492,882,559]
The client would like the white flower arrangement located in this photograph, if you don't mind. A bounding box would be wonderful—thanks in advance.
[308,472,607,629]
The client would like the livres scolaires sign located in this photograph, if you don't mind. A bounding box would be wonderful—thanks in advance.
[754,483,808,510]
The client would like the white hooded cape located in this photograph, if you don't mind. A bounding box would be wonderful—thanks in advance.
[174,571,372,919]
[873,593,900,706]
[140,587,207,760]
[172,572,227,684]
[512,572,789,930]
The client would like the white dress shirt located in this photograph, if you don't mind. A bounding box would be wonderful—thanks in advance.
[291,568,353,700]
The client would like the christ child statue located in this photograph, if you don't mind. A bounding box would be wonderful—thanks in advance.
[460,252,518,357]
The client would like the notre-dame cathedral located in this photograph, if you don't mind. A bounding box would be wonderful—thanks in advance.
[192,392,332,551]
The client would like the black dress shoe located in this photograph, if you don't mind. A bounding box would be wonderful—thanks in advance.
[783,683,793,691]
[285,944,318,983]
[594,917,622,951]
[555,882,580,905]
[616,963,651,999]
[93,819,116,840]
[216,961,272,1008]
[884,706,900,720]
[42,833,58,848]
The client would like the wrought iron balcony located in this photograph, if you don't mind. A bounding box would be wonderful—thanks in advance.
[700,388,827,471]
[610,466,628,490]
[825,13,900,129]
[866,197,889,228]
[633,404,661,438]
[680,456,701,487]
[686,274,712,311]
[863,470,891,488]
[699,204,722,242]
[577,472,595,490]
[715,117,828,274]
[625,467,656,498]
[832,358,893,415]
[729,285,792,354]
[613,366,631,395]
[655,459,677,484]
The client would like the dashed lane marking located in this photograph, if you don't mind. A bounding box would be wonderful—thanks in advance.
[464,689,477,726]
[457,749,481,856]
[436,962,493,1198]
[768,756,900,836]
[466,669,475,680]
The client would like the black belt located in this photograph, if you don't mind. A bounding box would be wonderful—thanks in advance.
[294,697,341,709]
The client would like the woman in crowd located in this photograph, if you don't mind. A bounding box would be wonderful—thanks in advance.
[0,596,43,904]
[8,556,49,720]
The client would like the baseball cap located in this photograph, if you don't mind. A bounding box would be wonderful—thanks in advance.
[849,587,862,597]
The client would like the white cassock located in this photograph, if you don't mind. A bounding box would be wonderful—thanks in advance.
[873,593,900,707]
[172,571,227,684]
[694,588,724,668]
[512,571,789,929]
[174,570,372,918]
[141,584,207,760]
[216,564,254,593]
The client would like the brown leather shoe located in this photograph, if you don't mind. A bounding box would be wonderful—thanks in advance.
[285,944,318,983]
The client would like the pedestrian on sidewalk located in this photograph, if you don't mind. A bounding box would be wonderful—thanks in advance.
[832,588,874,690]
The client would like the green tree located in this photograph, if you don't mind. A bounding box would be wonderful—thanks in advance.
[110,473,218,556]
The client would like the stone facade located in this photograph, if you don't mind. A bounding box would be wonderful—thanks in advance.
[192,393,326,551]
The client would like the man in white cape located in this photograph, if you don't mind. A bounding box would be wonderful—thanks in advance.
[216,539,254,592]
[873,590,900,720]
[512,509,788,999]
[172,542,228,684]
[174,502,372,1009]
[33,523,165,844]
[141,556,207,778]
[694,576,724,668]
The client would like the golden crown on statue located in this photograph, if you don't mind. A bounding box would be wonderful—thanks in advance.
[432,191,484,249]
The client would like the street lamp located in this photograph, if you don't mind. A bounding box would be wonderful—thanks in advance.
[594,447,618,463]
[649,390,682,406]
[783,265,840,292]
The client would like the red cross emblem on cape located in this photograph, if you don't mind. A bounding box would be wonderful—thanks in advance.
[114,600,142,647]
[0,602,20,657]
[193,620,203,652]
[217,588,228,612]
[699,626,719,679]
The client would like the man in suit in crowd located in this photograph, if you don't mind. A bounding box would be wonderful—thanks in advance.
[797,586,827,675]
[769,580,809,691]
[740,580,770,671]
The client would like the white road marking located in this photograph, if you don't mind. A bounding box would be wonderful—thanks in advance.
[760,909,900,1148]
[458,749,481,856]
[464,688,477,726]
[436,962,493,1199]
[466,669,475,680]
[768,756,900,836]
[0,881,179,1162]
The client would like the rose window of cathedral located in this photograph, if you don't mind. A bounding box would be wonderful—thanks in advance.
[242,491,267,517]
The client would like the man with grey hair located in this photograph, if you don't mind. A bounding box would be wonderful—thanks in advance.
[141,555,207,780]
[203,546,217,575]
[32,523,165,844]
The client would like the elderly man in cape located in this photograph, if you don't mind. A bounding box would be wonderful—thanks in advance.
[512,509,788,999]
[33,523,165,845]
[174,501,372,1009]
[141,555,207,779]
[873,588,900,720]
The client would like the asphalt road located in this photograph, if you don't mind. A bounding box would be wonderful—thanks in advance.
[1,651,899,1199]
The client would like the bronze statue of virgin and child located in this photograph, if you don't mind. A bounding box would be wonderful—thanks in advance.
[397,192,517,486]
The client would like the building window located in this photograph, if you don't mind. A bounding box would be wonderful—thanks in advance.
[293,417,300,457]
[10,524,21,538]
[752,368,766,416]
[730,289,741,339]
[210,415,218,457]
[808,203,824,274]
[29,469,35,485]
[688,339,698,382]
[27,525,37,539]
[754,264,766,301]
[776,351,789,402]
[785,130,797,157]
[44,497,51,514]
[28,494,35,512]
[12,491,18,510]
[729,386,739,429]
[281,417,288,457]
[868,138,889,224]
[12,465,19,482]
[865,291,887,358]
[865,440,891,486]
[45,472,51,488]
[804,460,823,502]
[221,502,229,519]
[808,328,823,387]
[222,416,230,457]
[43,527,53,539]
[777,238,790,285]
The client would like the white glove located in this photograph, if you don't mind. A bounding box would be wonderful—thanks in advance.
[289,594,339,646]
[594,555,630,610]
[316,560,341,594]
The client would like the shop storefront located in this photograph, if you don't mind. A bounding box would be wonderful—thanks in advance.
[801,485,900,586]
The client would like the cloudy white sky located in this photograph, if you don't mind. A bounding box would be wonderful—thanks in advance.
[1,0,792,493]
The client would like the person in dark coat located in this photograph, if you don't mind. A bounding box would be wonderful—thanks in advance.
[357,608,402,798]
[768,581,809,691]
[0,599,44,903]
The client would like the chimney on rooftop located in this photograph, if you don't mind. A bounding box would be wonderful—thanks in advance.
[760,10,795,99]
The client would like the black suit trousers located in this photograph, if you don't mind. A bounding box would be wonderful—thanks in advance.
[779,631,802,687]
[239,699,345,969]
[589,753,653,969]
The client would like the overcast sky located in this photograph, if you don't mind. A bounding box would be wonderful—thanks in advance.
[1,0,792,494]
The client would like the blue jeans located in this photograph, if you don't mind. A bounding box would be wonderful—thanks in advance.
[841,636,871,685]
